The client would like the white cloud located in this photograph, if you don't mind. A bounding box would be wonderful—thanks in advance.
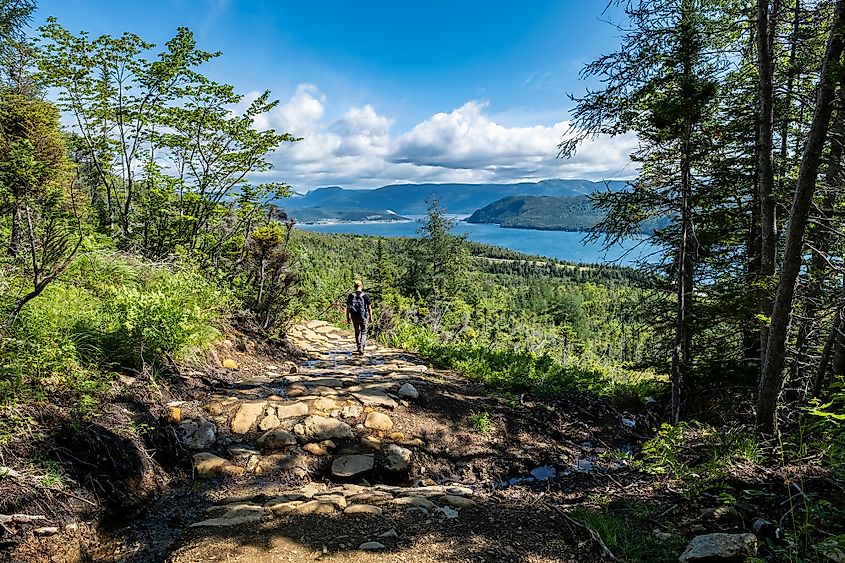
[255,83,326,134]
[257,84,637,190]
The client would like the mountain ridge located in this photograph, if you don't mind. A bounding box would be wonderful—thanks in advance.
[280,179,627,215]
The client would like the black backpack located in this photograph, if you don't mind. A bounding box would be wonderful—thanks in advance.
[350,292,367,320]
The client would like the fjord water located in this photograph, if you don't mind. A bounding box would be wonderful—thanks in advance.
[299,216,654,265]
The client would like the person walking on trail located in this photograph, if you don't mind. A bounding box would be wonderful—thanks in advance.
[346,280,373,355]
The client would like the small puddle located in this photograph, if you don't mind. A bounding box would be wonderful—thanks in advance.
[531,465,556,480]
[499,465,557,488]
[573,458,594,472]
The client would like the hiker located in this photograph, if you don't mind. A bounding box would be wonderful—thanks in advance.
[346,280,373,355]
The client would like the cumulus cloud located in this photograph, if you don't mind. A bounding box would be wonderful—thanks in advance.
[255,84,636,190]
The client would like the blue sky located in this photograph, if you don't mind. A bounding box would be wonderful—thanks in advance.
[34,0,637,191]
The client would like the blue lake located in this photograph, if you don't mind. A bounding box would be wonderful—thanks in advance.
[299,216,654,266]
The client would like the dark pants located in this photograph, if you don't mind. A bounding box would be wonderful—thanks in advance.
[352,316,368,351]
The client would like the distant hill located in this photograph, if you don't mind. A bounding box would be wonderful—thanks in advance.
[466,195,603,232]
[466,194,669,234]
[283,207,409,224]
[280,179,627,215]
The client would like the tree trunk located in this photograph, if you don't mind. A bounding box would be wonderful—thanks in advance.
[757,0,778,367]
[7,203,22,257]
[778,0,801,174]
[833,276,845,378]
[791,104,845,394]
[672,143,694,424]
[757,0,845,435]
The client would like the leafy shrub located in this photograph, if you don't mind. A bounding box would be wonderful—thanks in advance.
[0,254,228,406]
[0,283,104,403]
[637,422,762,479]
[103,269,225,367]
[467,411,492,434]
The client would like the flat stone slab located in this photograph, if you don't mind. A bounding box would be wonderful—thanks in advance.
[190,505,265,527]
[344,504,383,516]
[304,416,355,441]
[332,454,375,477]
[352,390,398,409]
[276,402,309,418]
[231,401,266,434]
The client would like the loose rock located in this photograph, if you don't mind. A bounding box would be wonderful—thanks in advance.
[364,412,394,431]
[193,453,234,477]
[303,442,330,455]
[179,418,217,450]
[359,542,386,551]
[295,500,337,514]
[679,533,757,562]
[700,506,740,523]
[398,382,419,399]
[340,405,363,419]
[286,383,307,397]
[259,413,281,431]
[228,446,259,459]
[256,428,298,450]
[435,506,459,519]
[383,444,412,472]
[392,496,436,510]
[440,495,476,509]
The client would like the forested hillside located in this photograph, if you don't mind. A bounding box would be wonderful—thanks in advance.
[0,0,844,561]
[466,195,603,231]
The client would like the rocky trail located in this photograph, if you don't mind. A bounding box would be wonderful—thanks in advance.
[5,321,775,562]
[99,321,650,562]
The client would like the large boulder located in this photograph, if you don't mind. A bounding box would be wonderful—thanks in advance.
[679,533,757,562]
